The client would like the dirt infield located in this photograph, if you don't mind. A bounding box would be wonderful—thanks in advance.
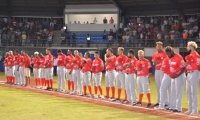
[0,80,199,120]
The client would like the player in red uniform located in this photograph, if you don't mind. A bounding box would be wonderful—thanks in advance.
[24,51,31,87]
[39,53,46,89]
[8,50,15,84]
[14,50,21,85]
[65,49,75,94]
[135,50,152,108]
[165,46,186,113]
[18,51,26,86]
[91,51,105,99]
[4,52,9,84]
[152,41,167,106]
[32,51,41,88]
[81,52,92,96]
[185,42,199,115]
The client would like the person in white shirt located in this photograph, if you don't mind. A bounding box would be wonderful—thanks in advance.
[145,23,150,29]
[119,22,123,33]
[93,17,97,24]
[53,56,58,76]
[107,34,113,47]
[137,16,141,23]
[113,25,117,39]
[150,17,154,24]
[157,32,162,40]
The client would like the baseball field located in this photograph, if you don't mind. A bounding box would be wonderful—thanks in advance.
[0,72,200,120]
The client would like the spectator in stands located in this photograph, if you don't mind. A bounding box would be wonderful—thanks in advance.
[117,33,123,47]
[103,17,107,24]
[93,17,97,24]
[86,34,90,47]
[157,32,162,41]
[50,20,54,27]
[48,34,52,47]
[10,32,15,46]
[113,25,117,39]
[72,33,76,47]
[60,33,66,47]
[41,31,46,47]
[183,31,188,45]
[74,21,77,24]
[170,32,175,46]
[22,33,27,46]
[119,22,123,33]
[107,33,113,47]
[86,21,89,24]
[125,34,130,47]
[109,17,114,24]
[7,32,11,46]
[102,30,108,41]
[109,29,114,37]
[193,24,198,37]
[32,32,37,47]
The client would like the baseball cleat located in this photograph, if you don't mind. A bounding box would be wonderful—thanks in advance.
[164,104,168,108]
[172,109,181,113]
[132,102,137,106]
[190,112,198,116]
[122,100,129,104]
[112,98,121,103]
[154,106,164,110]
[93,94,99,98]
[184,111,191,115]
[136,102,142,106]
[154,103,159,107]
[147,103,152,108]
[109,97,115,101]
[65,90,71,94]
[100,95,105,99]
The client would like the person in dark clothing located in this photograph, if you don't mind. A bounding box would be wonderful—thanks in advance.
[103,17,107,24]
[72,33,76,47]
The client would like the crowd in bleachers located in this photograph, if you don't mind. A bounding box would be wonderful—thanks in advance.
[0,17,63,47]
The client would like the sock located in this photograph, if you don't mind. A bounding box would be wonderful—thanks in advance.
[94,86,97,94]
[98,86,103,95]
[68,80,71,90]
[106,87,110,98]
[111,86,115,98]
[44,79,47,86]
[6,76,8,82]
[71,81,74,90]
[11,76,13,83]
[35,78,38,86]
[8,76,11,83]
[83,86,87,94]
[88,86,92,94]
[146,93,151,103]
[47,80,50,88]
[13,77,16,84]
[124,90,127,100]
[50,79,53,88]
[139,94,144,103]
[118,88,121,99]
[38,78,41,86]
[41,79,44,86]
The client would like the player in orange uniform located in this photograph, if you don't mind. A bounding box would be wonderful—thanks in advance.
[57,49,66,92]
[65,49,74,94]
[165,46,186,113]
[185,42,199,115]
[113,47,128,103]
[18,51,26,86]
[81,52,92,96]
[39,53,46,89]
[123,49,138,104]
[105,48,116,99]
[32,51,41,88]
[44,48,54,91]
[91,51,105,99]
[8,50,15,84]
[24,51,31,87]
[135,50,152,108]
[152,41,167,106]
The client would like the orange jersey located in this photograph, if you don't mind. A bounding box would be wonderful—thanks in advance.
[18,55,25,66]
[24,55,31,68]
[8,55,15,66]
[115,55,128,71]
[39,57,45,68]
[136,58,151,76]
[124,57,137,74]
[14,54,21,65]
[185,51,199,71]
[161,57,170,75]
[92,58,104,74]
[32,57,40,68]
[82,58,92,72]
[66,55,74,69]
[105,55,116,71]
[57,53,66,66]
[152,51,167,70]
[168,54,185,77]
[72,56,82,70]
[44,54,53,68]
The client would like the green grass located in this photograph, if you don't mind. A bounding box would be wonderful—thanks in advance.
[0,86,169,120]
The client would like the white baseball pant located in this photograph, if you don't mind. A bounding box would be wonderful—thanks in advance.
[4,67,8,76]
[40,68,45,78]
[82,71,91,86]
[116,71,125,88]
[57,66,66,91]
[186,70,199,113]
[93,72,102,86]
[66,69,72,80]
[45,68,53,80]
[155,69,164,103]
[19,66,25,85]
[33,68,40,78]
[170,73,186,111]
[14,65,20,84]
[105,70,115,87]
[159,74,171,109]
[72,69,82,93]
[125,73,137,102]
[137,76,150,94]
[7,66,15,76]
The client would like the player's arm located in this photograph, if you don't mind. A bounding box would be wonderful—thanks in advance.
[173,59,186,78]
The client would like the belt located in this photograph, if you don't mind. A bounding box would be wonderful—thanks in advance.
[106,69,114,72]
[74,68,81,70]
[116,70,124,72]
[187,71,194,73]
[126,73,134,74]
[82,71,90,73]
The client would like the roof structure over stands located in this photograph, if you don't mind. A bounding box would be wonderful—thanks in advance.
[0,0,200,16]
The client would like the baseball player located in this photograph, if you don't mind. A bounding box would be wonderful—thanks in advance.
[105,48,116,99]
[24,51,31,87]
[44,48,54,91]
[4,52,9,84]
[8,50,15,85]
[113,47,128,103]
[152,41,167,107]
[14,50,20,85]
[165,46,186,113]
[123,49,138,104]
[154,57,172,110]
[18,51,26,86]
[32,52,41,88]
[71,50,82,95]
[57,49,66,92]
[135,50,152,108]
[65,49,74,94]
[91,51,105,99]
[39,53,46,89]
[185,41,199,115]
[81,52,92,96]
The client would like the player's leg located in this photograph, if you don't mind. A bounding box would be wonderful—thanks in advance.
[66,69,71,93]
[97,72,103,98]
[130,74,137,104]
[27,68,31,86]
[57,67,61,91]
[61,66,66,92]
[93,73,98,97]
[82,72,86,95]
[45,68,50,89]
[77,70,83,95]
[115,72,122,101]
[86,72,92,95]
[121,72,127,101]
[125,74,131,103]
[105,72,110,98]
[49,68,53,90]
[137,76,143,106]
[186,73,192,114]
[21,66,25,85]
[109,70,115,99]
[72,70,78,94]
[143,77,151,107]
[154,70,162,105]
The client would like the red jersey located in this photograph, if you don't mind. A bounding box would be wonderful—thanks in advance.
[105,55,116,71]
[168,54,185,77]
[32,57,40,68]
[152,51,167,70]
[136,58,151,76]
[72,56,82,70]
[18,56,25,66]
[92,58,104,74]
[66,55,74,69]
[82,58,92,72]
[161,57,170,75]
[39,57,45,68]
[57,53,66,66]
[185,51,199,71]
[24,55,31,68]
[8,55,15,66]
[115,55,127,71]
[4,58,8,67]
[124,57,137,74]
[44,54,53,68]
[14,54,21,65]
